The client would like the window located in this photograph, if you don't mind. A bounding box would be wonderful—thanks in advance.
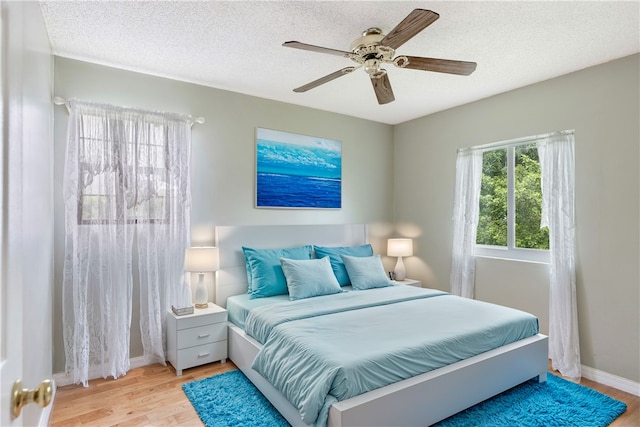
[475,141,549,262]
[77,117,170,224]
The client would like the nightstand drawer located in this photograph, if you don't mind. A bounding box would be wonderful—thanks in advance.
[176,310,227,330]
[177,341,227,368]
[177,322,226,349]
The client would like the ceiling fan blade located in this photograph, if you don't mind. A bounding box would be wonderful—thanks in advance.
[401,56,477,75]
[379,9,439,50]
[283,41,353,58]
[370,73,395,104]
[293,67,357,92]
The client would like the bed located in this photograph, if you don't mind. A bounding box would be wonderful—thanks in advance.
[215,224,548,427]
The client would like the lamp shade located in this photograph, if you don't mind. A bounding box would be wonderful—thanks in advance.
[387,238,413,257]
[184,247,219,272]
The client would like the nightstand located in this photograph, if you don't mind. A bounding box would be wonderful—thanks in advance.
[395,278,422,287]
[166,303,227,376]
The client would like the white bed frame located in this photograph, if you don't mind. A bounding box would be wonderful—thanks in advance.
[215,224,548,427]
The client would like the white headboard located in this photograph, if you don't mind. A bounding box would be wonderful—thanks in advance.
[214,224,368,307]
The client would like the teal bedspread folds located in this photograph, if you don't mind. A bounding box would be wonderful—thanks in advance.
[247,287,539,426]
[245,285,447,344]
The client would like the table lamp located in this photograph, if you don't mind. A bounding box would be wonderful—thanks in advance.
[184,247,219,309]
[387,238,413,281]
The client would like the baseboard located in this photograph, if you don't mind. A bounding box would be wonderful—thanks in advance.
[582,364,640,396]
[52,355,160,387]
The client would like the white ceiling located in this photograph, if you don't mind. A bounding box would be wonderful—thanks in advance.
[40,1,639,125]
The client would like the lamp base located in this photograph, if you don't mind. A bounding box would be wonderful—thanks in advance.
[394,256,407,281]
[194,272,209,309]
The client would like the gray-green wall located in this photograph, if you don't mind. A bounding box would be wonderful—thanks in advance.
[53,57,395,373]
[394,54,640,383]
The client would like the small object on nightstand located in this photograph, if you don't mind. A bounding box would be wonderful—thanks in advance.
[171,305,194,316]
[394,278,421,287]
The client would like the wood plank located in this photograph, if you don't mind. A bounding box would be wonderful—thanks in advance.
[50,362,234,427]
[50,361,639,426]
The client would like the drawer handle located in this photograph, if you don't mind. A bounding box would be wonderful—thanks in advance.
[197,352,210,358]
[198,333,210,338]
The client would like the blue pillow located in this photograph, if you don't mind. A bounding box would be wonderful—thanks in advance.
[242,245,312,293]
[242,245,312,299]
[280,257,343,301]
[313,244,374,286]
[341,254,394,290]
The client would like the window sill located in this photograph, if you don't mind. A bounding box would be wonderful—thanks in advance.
[474,246,550,264]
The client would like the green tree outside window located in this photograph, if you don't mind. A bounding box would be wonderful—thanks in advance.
[477,143,548,250]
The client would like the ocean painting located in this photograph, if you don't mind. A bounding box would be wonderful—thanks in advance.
[256,128,342,208]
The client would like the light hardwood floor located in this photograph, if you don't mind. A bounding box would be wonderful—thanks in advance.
[50,361,639,426]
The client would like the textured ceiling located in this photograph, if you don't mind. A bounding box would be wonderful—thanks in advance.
[40,1,640,125]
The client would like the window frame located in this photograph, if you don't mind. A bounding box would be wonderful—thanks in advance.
[474,142,550,264]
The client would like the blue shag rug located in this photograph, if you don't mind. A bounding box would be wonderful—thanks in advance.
[435,374,627,427]
[183,370,627,427]
[182,370,289,427]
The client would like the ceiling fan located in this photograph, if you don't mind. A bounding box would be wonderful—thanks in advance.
[283,9,477,105]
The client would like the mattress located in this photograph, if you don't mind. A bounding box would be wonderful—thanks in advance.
[243,286,539,426]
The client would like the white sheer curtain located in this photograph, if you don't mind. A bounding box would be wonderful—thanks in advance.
[63,100,192,386]
[136,117,192,365]
[450,149,483,298]
[538,131,581,378]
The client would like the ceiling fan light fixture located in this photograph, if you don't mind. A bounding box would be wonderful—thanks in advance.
[364,58,382,76]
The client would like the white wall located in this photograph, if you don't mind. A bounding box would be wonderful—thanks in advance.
[52,58,395,373]
[4,1,54,425]
[394,54,640,383]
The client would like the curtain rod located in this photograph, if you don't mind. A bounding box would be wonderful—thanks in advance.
[53,96,205,126]
[53,96,71,114]
[457,129,574,153]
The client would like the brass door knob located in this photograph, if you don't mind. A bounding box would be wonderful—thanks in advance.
[11,379,53,419]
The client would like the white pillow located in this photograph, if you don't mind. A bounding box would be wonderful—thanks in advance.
[341,254,394,290]
[280,257,343,300]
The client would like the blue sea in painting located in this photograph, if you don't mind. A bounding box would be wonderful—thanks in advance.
[256,129,341,208]
[257,173,341,208]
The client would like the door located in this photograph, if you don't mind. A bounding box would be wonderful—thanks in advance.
[0,2,54,424]
[0,6,24,425]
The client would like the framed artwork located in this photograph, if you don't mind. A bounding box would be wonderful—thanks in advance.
[256,128,342,209]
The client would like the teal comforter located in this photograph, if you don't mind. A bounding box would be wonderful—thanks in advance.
[245,285,446,344]
[247,286,539,426]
